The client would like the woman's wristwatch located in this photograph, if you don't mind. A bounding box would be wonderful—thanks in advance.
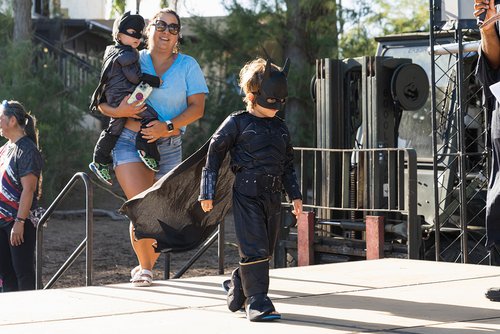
[166,120,174,133]
[15,217,26,223]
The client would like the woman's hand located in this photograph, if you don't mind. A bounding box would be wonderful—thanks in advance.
[475,0,497,28]
[141,120,181,143]
[200,199,213,212]
[10,221,25,246]
[98,96,147,119]
[116,96,147,119]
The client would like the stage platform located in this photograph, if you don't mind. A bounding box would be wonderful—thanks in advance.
[2,258,500,333]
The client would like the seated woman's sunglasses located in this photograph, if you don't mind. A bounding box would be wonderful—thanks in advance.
[153,20,180,35]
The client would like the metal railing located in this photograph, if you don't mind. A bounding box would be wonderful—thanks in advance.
[35,170,227,287]
[34,33,99,93]
[291,146,419,258]
[163,221,225,279]
[35,172,94,289]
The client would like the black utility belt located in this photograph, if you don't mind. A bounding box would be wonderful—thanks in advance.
[234,172,282,196]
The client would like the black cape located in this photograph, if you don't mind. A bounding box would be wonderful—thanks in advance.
[89,45,119,112]
[119,139,234,253]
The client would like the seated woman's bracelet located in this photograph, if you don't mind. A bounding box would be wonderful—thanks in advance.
[15,217,26,223]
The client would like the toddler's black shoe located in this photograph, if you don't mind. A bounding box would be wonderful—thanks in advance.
[89,162,112,186]
[137,150,159,172]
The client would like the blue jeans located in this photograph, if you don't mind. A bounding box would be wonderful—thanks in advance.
[0,220,36,291]
[112,127,182,179]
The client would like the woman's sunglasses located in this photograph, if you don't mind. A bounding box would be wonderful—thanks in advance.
[153,20,180,35]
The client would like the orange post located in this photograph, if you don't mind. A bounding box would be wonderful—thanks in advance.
[297,211,315,266]
[366,215,384,260]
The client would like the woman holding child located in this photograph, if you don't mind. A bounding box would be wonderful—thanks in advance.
[98,8,208,286]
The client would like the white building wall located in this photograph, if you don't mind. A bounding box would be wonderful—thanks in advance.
[59,0,161,20]
[60,0,107,19]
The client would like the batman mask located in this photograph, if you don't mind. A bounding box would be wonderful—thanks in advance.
[255,58,290,110]
[116,11,145,40]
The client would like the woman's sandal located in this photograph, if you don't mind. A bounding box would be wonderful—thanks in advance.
[131,269,153,287]
[130,265,141,279]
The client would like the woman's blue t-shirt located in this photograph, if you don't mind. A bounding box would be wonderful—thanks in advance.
[139,51,209,132]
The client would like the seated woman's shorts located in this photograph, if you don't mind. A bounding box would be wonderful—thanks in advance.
[112,127,182,179]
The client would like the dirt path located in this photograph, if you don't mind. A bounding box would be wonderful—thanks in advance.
[40,211,240,288]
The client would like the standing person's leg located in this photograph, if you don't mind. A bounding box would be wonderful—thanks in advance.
[486,137,500,264]
[0,226,18,292]
[10,220,36,291]
[114,162,159,270]
[130,135,183,268]
[266,192,283,258]
[113,129,183,286]
[232,190,280,321]
[112,127,158,285]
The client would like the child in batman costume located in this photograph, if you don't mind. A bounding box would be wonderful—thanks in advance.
[89,11,162,185]
[199,58,303,321]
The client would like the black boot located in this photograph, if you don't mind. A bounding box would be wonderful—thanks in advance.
[223,267,246,312]
[245,293,281,322]
[485,245,500,301]
[486,287,500,301]
[239,259,280,321]
[489,244,500,266]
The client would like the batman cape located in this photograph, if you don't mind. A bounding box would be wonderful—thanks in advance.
[119,139,234,253]
[89,45,128,112]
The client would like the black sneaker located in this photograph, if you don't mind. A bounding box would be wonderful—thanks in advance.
[89,162,112,186]
[486,287,500,301]
[137,150,159,172]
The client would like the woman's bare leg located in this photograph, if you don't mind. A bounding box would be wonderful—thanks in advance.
[115,162,160,271]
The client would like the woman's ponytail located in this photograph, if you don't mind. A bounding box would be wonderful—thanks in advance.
[24,113,39,148]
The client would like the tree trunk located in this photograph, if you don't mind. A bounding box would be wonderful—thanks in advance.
[283,0,311,145]
[52,0,61,17]
[170,0,178,11]
[13,0,32,41]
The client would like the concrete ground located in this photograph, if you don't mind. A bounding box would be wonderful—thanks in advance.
[2,258,500,333]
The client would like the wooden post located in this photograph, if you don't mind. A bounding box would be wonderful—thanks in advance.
[366,215,384,260]
[297,211,315,266]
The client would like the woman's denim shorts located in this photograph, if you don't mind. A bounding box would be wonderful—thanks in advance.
[112,127,182,179]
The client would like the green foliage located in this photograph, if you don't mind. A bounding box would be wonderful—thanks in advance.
[182,0,341,150]
[0,15,95,204]
[179,0,429,151]
[0,1,12,16]
[339,25,377,58]
[111,0,126,17]
[298,0,340,59]
[182,2,283,153]
[339,0,428,57]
